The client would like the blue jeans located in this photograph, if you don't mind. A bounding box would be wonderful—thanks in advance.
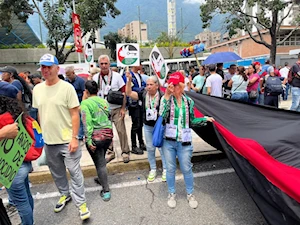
[7,161,34,225]
[144,125,166,171]
[162,140,194,194]
[282,83,290,101]
[231,92,248,102]
[290,86,300,112]
[78,114,84,140]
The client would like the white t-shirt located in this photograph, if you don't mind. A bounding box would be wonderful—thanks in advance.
[205,73,223,97]
[184,77,190,91]
[93,71,125,110]
[279,67,289,79]
[231,75,249,93]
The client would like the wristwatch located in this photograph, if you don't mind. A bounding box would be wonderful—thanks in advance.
[72,135,80,140]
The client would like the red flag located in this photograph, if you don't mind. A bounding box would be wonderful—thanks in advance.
[72,13,83,53]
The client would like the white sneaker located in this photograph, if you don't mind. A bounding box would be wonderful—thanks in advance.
[147,170,156,182]
[167,193,176,208]
[187,194,198,209]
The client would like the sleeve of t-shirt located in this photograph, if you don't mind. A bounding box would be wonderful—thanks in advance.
[205,77,212,87]
[117,73,126,93]
[32,87,38,108]
[93,74,99,83]
[67,84,80,109]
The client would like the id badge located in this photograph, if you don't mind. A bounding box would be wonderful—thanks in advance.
[182,128,192,142]
[165,124,177,139]
[146,109,157,121]
[104,85,111,95]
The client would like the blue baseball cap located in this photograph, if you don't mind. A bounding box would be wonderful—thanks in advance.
[39,54,59,66]
[0,81,19,99]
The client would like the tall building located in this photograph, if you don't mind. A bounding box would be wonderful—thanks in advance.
[167,0,176,36]
[118,21,148,44]
[195,29,221,47]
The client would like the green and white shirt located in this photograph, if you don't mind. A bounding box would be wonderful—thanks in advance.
[159,95,207,142]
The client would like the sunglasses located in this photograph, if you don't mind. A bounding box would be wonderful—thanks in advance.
[100,63,108,65]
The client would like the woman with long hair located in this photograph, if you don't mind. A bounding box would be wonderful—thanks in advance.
[126,74,167,182]
[0,81,34,225]
[228,66,249,102]
[0,66,32,109]
[191,65,207,94]
[81,80,113,201]
[247,64,260,104]
[159,72,214,209]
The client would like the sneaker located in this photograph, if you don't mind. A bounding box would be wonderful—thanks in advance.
[54,195,71,213]
[122,153,130,163]
[161,170,167,182]
[100,190,111,201]
[187,194,198,209]
[147,170,156,182]
[167,193,176,208]
[106,149,115,163]
[79,203,91,220]
[131,146,143,155]
[5,204,18,216]
[140,143,146,151]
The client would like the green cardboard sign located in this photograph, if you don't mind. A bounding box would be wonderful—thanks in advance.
[0,115,33,188]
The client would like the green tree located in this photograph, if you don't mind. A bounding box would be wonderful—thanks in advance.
[155,32,187,59]
[103,32,137,61]
[200,0,300,64]
[0,0,120,63]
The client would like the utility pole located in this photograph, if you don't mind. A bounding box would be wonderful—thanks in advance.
[38,1,43,43]
[138,6,142,44]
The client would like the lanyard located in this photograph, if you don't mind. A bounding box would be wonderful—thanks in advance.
[145,91,159,110]
[170,95,189,128]
[99,70,112,97]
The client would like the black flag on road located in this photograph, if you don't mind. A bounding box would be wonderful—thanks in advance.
[186,92,300,225]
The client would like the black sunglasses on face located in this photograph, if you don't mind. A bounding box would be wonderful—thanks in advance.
[100,63,108,65]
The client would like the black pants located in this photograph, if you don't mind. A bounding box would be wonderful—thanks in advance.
[264,94,279,108]
[87,139,112,192]
[129,106,144,147]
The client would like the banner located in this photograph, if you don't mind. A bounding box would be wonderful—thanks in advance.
[0,114,33,188]
[84,41,94,64]
[185,92,300,225]
[117,43,140,67]
[149,45,169,86]
[72,13,83,53]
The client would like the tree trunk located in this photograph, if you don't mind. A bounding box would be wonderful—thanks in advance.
[270,9,279,65]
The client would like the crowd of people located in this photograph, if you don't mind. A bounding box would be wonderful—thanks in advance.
[0,52,300,225]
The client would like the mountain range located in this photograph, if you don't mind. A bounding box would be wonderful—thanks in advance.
[27,0,225,43]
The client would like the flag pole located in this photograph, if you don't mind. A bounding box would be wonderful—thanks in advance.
[73,0,81,63]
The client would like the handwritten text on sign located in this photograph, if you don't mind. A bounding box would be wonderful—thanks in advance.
[0,116,32,188]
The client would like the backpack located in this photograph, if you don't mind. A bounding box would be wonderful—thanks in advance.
[265,76,283,96]
[0,113,44,161]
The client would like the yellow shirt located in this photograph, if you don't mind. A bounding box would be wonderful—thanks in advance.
[32,80,79,144]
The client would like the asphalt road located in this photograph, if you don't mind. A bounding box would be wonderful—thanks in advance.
[4,158,266,225]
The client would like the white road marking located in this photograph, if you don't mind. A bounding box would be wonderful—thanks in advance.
[2,168,234,203]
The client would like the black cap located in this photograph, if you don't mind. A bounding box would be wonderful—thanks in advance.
[31,73,42,79]
[0,66,18,77]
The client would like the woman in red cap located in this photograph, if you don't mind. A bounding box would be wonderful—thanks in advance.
[159,71,214,209]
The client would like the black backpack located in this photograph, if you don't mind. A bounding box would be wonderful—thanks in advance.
[265,76,283,96]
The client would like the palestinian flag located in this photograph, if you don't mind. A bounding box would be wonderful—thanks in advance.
[186,92,300,225]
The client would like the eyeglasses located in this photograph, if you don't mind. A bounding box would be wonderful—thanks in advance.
[100,63,108,65]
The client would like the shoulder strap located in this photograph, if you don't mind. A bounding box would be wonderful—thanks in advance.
[233,78,244,92]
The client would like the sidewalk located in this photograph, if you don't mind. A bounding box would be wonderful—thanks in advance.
[29,95,293,183]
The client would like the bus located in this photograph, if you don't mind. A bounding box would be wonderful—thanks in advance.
[141,56,208,75]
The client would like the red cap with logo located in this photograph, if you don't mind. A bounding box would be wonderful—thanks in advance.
[253,61,261,66]
[167,71,185,85]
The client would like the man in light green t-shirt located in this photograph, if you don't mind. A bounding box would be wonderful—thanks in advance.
[32,54,90,221]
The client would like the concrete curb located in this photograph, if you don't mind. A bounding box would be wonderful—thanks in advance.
[29,150,225,184]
